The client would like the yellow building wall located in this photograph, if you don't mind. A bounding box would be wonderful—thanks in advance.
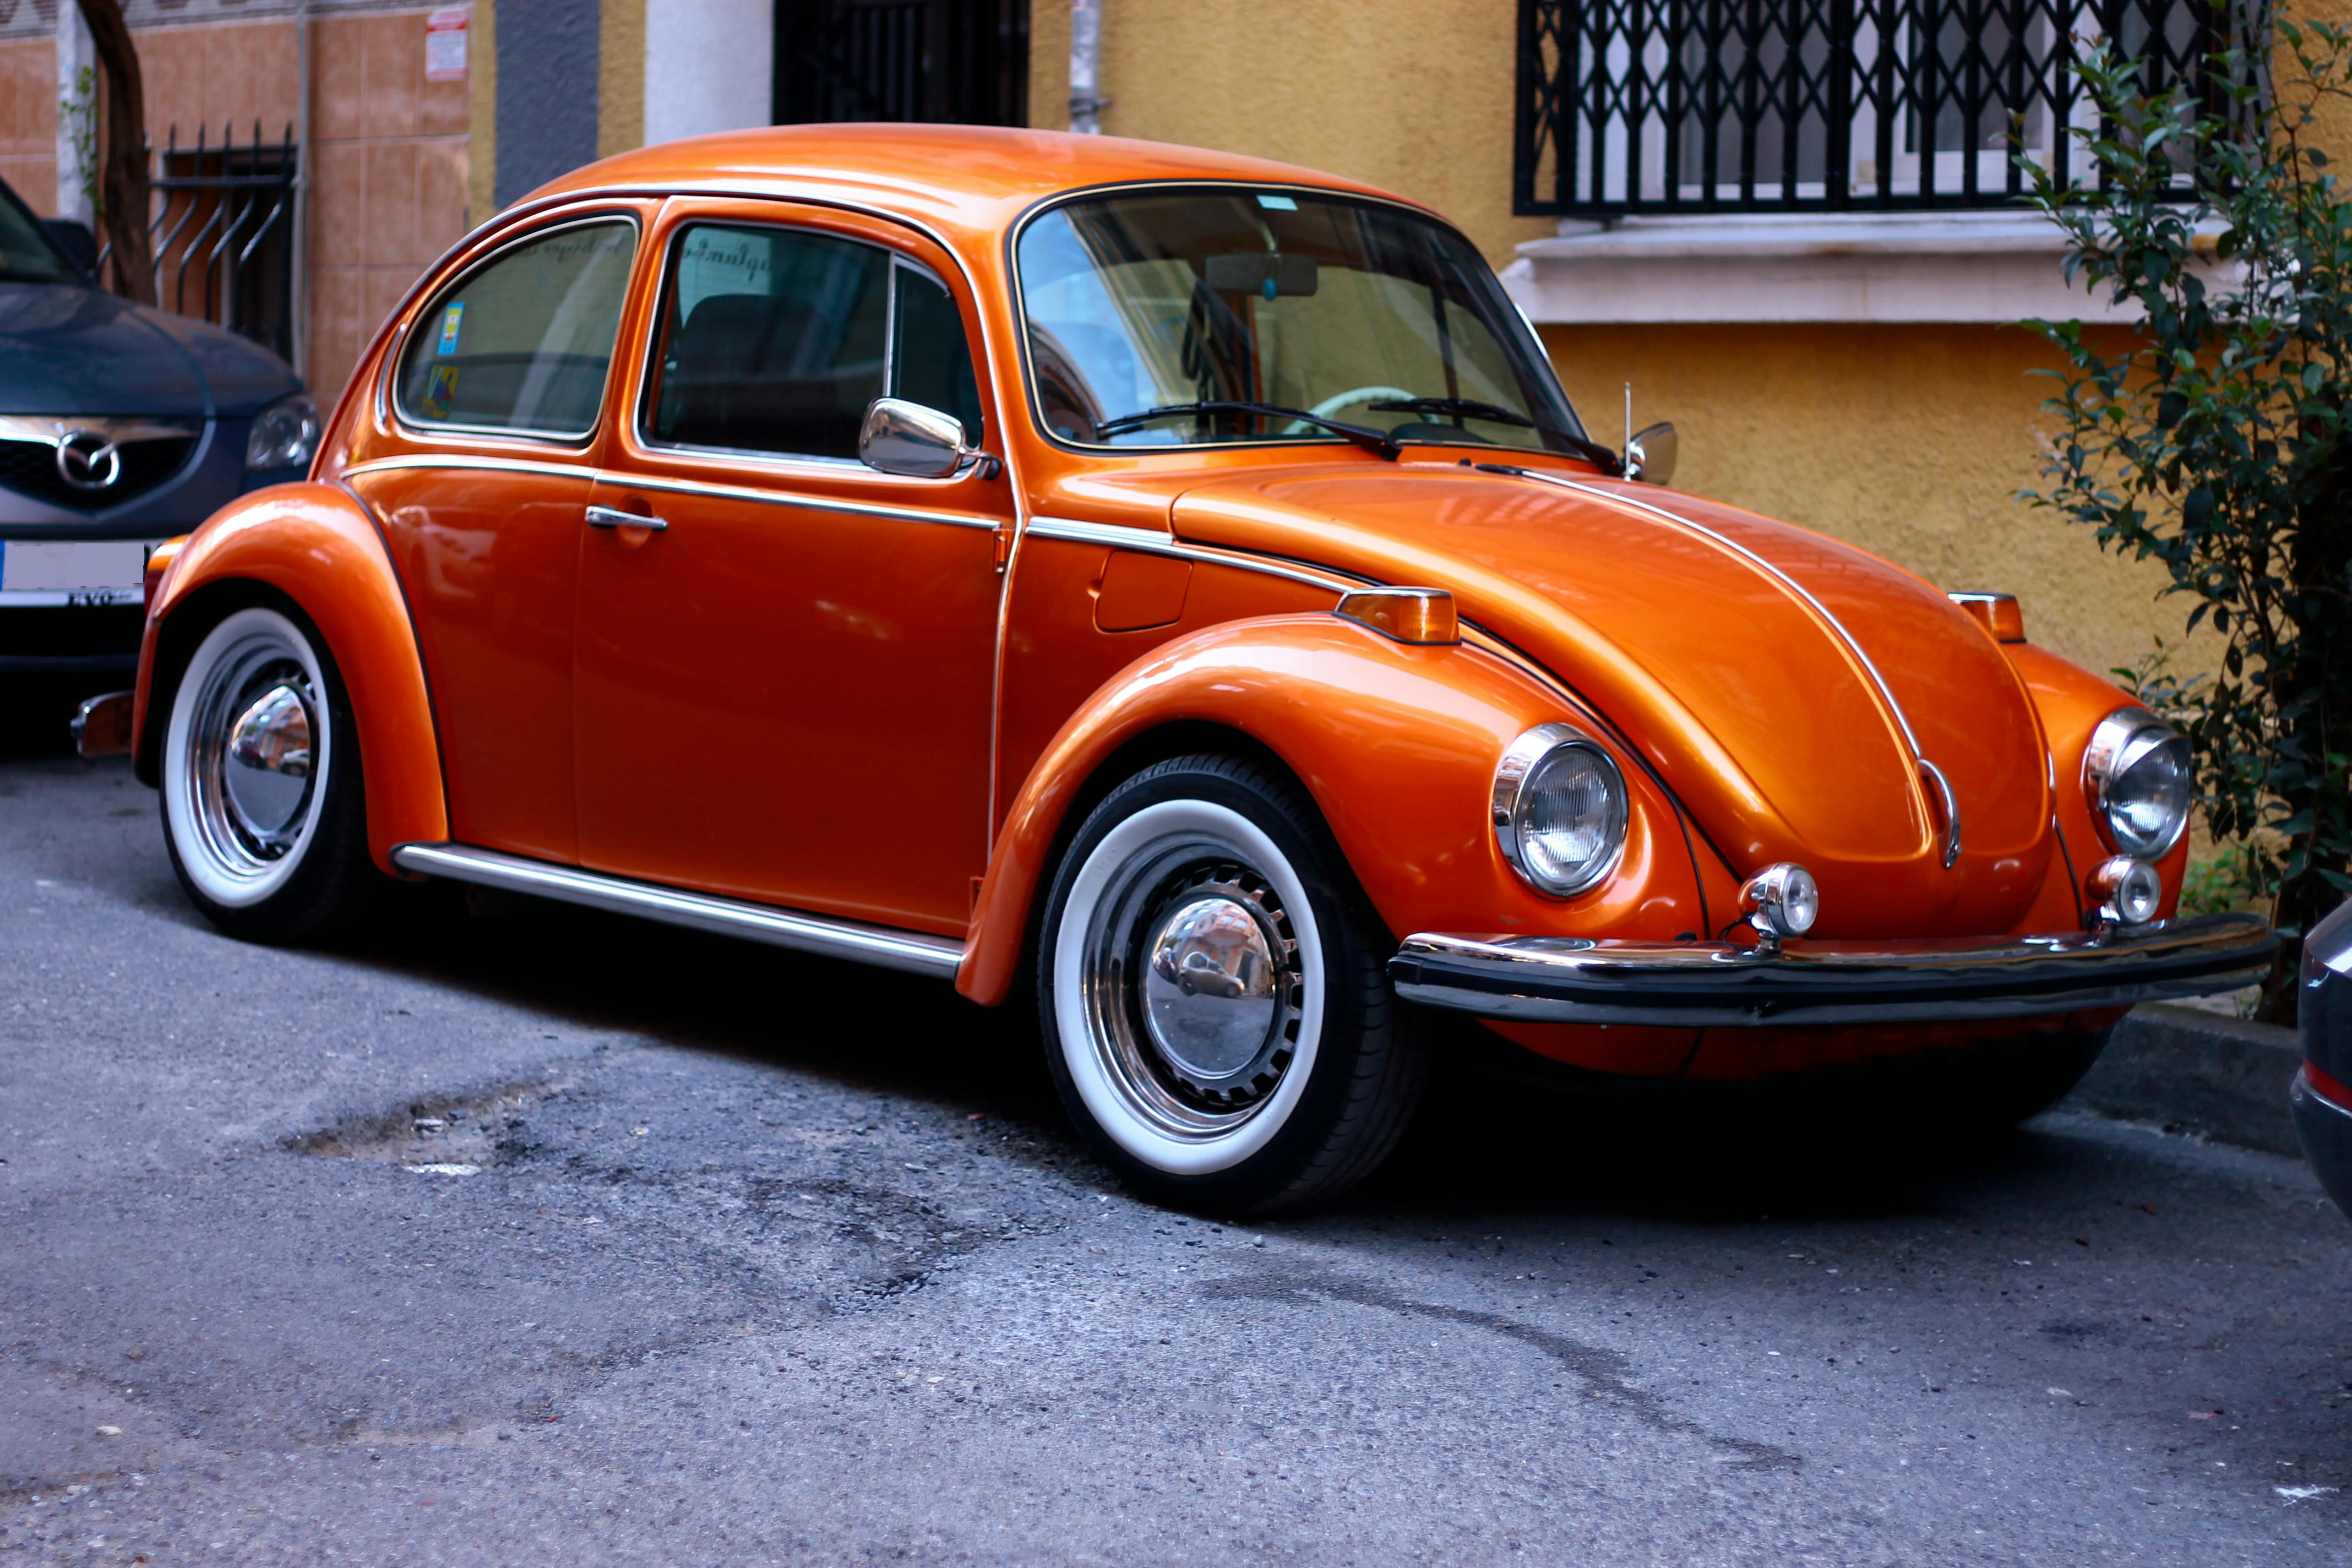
[1027,0,1550,269]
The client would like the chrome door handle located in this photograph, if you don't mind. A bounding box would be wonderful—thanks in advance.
[585,505,667,531]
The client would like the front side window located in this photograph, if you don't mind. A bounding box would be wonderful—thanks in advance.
[396,219,637,439]
[644,222,983,461]
[1014,188,1586,455]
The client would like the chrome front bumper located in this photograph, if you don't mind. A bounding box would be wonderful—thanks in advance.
[1389,912,2276,1027]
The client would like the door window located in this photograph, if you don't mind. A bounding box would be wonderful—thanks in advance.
[645,222,983,461]
[394,219,638,439]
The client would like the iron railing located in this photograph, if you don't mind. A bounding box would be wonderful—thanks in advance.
[1513,0,2252,216]
[96,123,298,359]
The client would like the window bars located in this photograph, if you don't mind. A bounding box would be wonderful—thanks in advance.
[1513,0,2254,217]
[95,123,298,359]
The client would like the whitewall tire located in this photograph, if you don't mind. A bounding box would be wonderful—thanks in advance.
[1037,753,1427,1213]
[161,601,377,941]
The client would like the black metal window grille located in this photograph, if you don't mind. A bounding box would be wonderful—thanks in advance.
[1514,0,2254,217]
[774,0,1030,126]
[95,123,298,358]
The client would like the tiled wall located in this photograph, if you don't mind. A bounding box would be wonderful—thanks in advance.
[0,35,56,213]
[0,9,468,404]
[306,9,470,400]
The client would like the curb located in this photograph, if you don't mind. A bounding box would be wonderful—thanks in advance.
[2067,1003,2301,1157]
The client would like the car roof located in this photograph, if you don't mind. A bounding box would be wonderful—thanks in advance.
[520,124,1420,248]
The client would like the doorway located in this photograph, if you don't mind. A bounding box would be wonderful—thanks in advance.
[773,0,1030,126]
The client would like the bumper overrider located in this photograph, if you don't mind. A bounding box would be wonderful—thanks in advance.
[1389,912,2275,1027]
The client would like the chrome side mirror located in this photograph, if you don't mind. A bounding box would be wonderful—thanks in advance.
[1625,421,1678,487]
[859,397,976,480]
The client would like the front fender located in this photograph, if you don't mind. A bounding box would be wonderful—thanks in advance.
[956,613,1704,1006]
[135,482,446,874]
[2004,641,2190,924]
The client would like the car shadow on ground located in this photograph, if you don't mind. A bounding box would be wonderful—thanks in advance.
[0,679,2127,1234]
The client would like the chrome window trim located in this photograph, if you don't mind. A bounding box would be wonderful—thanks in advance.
[1023,515,1360,592]
[388,211,645,448]
[630,215,971,469]
[1494,466,1963,868]
[390,842,965,977]
[1002,178,1592,460]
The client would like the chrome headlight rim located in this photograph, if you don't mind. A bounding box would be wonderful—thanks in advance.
[2083,707,2193,859]
[244,391,323,474]
[1492,722,1630,900]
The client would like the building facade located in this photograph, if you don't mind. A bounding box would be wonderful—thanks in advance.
[0,0,2315,682]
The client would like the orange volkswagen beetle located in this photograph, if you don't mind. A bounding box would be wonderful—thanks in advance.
[97,126,2272,1211]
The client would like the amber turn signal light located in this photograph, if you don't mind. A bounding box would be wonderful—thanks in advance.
[1337,587,1460,645]
[1948,591,2025,643]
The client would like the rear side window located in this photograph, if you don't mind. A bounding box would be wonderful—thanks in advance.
[396,219,637,439]
[646,221,983,461]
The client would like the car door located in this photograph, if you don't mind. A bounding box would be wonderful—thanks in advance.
[573,200,1009,936]
[351,212,645,864]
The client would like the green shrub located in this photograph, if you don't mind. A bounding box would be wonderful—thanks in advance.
[2023,19,2352,1022]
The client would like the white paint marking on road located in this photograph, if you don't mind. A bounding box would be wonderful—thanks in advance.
[402,1163,480,1177]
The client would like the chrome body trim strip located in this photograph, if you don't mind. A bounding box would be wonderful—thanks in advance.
[337,456,998,532]
[1023,515,1359,591]
[389,843,966,977]
[1390,911,2275,1027]
[342,454,592,483]
[594,469,999,531]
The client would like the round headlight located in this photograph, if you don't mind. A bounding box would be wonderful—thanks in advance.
[2083,709,2192,858]
[2087,856,2163,925]
[1740,862,1819,938]
[244,393,322,473]
[1493,723,1628,899]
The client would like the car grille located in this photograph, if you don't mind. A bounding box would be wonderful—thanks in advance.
[0,434,198,511]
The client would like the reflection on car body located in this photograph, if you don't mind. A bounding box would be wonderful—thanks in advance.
[106,126,2273,1213]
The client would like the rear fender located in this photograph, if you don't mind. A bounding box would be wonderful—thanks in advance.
[134,482,446,873]
[956,613,1704,1005]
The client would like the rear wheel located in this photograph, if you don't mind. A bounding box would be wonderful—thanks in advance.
[160,602,378,943]
[1037,753,1426,1214]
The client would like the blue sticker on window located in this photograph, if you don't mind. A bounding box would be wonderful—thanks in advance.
[437,303,464,356]
[1256,194,1298,211]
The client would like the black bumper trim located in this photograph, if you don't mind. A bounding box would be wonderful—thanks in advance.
[1389,913,2277,1027]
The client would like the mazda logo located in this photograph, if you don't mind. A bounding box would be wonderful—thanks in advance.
[55,429,122,491]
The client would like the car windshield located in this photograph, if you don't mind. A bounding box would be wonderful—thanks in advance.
[1015,188,1587,456]
[0,183,75,285]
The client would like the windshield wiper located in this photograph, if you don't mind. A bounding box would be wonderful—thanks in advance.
[1093,400,1401,461]
[1365,396,1536,427]
[1368,396,1623,473]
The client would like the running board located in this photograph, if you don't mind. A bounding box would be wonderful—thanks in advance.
[388,843,966,978]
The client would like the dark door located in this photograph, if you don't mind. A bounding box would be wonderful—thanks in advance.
[773,0,1028,126]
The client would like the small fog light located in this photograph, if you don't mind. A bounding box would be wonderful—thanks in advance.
[2087,856,2163,925]
[1740,862,1819,939]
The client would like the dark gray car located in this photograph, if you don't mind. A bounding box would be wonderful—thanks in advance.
[0,176,318,685]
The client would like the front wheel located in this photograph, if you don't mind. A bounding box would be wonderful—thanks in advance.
[161,601,379,943]
[1037,754,1426,1213]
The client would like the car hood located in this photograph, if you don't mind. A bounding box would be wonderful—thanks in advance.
[1171,464,2055,936]
[0,281,298,417]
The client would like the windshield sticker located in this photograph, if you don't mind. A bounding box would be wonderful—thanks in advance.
[422,362,460,417]
[1255,193,1298,211]
[436,303,464,355]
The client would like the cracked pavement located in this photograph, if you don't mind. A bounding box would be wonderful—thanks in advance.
[4,717,2350,1565]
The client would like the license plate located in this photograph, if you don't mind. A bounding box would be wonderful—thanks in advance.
[0,540,155,605]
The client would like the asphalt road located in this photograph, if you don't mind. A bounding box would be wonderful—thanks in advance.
[3,701,2349,1566]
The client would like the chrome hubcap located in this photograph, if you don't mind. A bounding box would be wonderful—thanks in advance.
[184,636,321,879]
[1142,890,1282,1092]
[1081,850,1304,1136]
[224,683,314,845]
